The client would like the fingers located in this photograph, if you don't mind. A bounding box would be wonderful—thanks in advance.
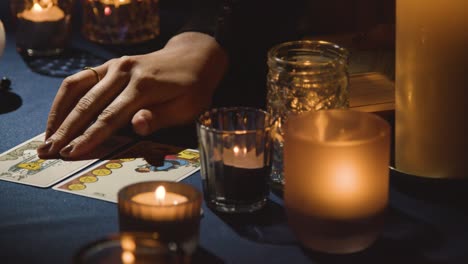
[44,64,107,139]
[38,64,129,159]
[131,109,154,136]
[58,90,141,158]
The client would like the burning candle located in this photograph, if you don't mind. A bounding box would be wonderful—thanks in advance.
[131,186,188,206]
[99,0,132,7]
[284,110,390,254]
[19,1,65,22]
[197,107,272,213]
[222,145,264,169]
[395,0,468,178]
[118,181,202,256]
[12,0,73,56]
[74,233,183,263]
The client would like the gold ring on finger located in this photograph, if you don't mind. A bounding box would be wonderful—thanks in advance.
[83,66,101,83]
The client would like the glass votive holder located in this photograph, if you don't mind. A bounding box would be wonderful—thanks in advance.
[118,181,202,257]
[197,107,273,213]
[10,0,75,56]
[81,0,160,45]
[284,110,390,254]
[267,40,349,187]
[74,232,183,264]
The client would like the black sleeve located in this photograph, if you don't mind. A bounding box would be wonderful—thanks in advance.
[179,0,306,56]
[177,0,221,37]
[178,0,306,108]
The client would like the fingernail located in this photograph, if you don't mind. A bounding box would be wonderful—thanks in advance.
[37,140,53,154]
[60,144,74,157]
[45,129,54,140]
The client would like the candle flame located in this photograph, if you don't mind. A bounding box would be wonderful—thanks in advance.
[32,3,44,12]
[155,186,166,202]
[233,146,247,155]
[33,0,53,11]
[121,250,135,264]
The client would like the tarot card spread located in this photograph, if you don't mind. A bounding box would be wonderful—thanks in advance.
[53,141,200,203]
[0,133,132,188]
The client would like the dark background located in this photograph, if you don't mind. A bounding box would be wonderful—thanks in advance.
[2,1,468,264]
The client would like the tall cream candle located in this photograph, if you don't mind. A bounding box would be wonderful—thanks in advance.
[396,0,468,178]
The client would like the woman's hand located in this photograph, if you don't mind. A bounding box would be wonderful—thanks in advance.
[37,32,228,159]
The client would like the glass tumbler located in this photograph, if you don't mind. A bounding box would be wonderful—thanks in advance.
[11,0,75,56]
[197,107,273,213]
[266,40,349,186]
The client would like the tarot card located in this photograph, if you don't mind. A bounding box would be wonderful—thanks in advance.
[53,141,200,203]
[0,133,132,187]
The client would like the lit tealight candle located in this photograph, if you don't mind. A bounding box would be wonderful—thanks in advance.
[223,145,264,169]
[132,186,189,206]
[284,110,390,254]
[118,181,202,256]
[14,0,72,56]
[19,0,65,22]
[99,0,132,7]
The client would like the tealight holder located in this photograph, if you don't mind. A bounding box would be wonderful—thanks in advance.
[284,110,390,254]
[10,0,75,56]
[81,0,160,45]
[74,232,183,264]
[197,107,273,213]
[118,181,202,257]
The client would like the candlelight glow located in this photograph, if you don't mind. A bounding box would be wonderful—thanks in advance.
[34,0,53,10]
[104,6,112,16]
[333,164,359,195]
[155,186,166,202]
[120,236,136,251]
[32,3,43,12]
[233,146,247,156]
[121,250,135,264]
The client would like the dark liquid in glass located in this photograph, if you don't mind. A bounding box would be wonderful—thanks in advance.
[204,164,270,207]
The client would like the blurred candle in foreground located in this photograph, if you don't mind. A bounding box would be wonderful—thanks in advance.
[395,0,468,178]
[284,110,390,254]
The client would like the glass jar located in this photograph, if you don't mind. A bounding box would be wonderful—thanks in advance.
[10,0,75,56]
[266,40,349,186]
[81,0,160,45]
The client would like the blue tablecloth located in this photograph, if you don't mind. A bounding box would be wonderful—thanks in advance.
[2,6,468,263]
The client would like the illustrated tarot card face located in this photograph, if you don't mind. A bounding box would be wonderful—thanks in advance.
[0,133,132,187]
[53,141,200,203]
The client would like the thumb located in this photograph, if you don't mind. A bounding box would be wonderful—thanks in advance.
[131,109,157,136]
[131,99,203,136]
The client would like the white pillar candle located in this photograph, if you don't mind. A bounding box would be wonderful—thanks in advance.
[395,0,468,178]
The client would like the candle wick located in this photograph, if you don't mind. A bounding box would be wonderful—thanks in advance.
[156,198,163,206]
